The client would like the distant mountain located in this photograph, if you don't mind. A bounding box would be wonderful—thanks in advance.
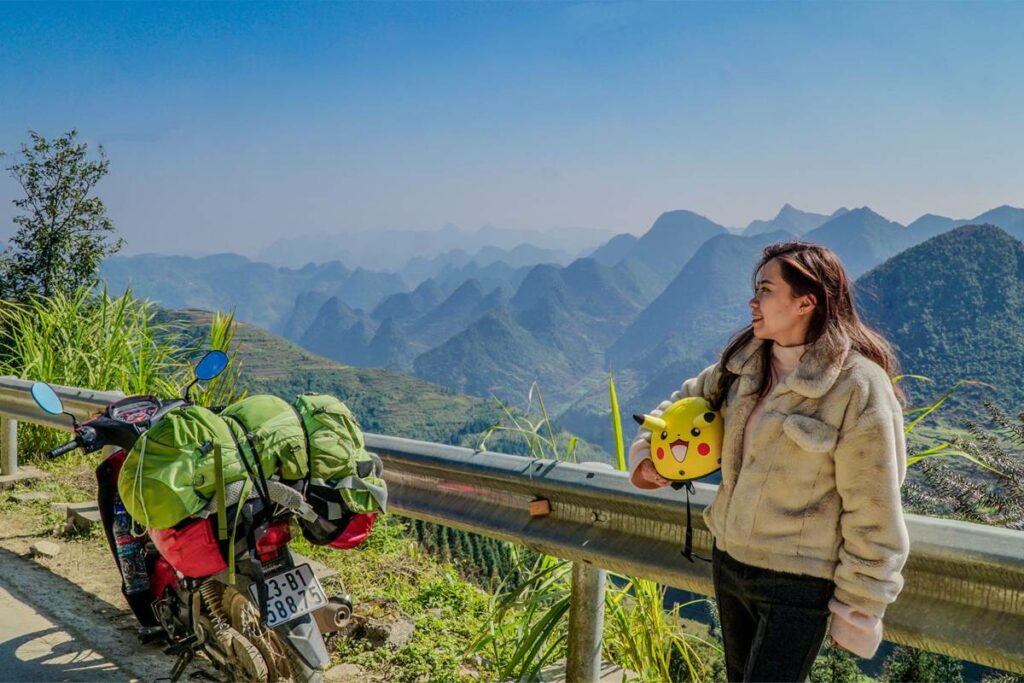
[363,317,417,370]
[413,258,646,405]
[971,205,1024,241]
[801,207,907,278]
[400,249,474,287]
[399,243,572,288]
[412,279,489,348]
[744,204,846,236]
[432,261,535,299]
[101,253,405,331]
[474,244,573,269]
[164,308,611,464]
[586,233,640,266]
[855,224,1024,411]
[413,306,569,402]
[903,214,969,247]
[256,224,614,270]
[371,279,444,323]
[299,297,378,366]
[279,291,331,340]
[616,210,729,297]
[607,230,790,372]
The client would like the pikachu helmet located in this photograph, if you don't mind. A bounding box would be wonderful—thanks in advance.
[634,397,723,482]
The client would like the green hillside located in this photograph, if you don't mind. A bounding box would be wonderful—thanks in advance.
[855,223,1024,414]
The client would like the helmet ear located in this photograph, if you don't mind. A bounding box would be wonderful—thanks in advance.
[633,413,666,432]
[694,411,716,428]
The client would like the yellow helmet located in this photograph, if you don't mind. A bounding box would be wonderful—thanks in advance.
[634,397,723,482]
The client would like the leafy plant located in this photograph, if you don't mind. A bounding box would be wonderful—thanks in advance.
[179,309,248,408]
[468,548,573,682]
[0,285,245,456]
[901,399,1024,528]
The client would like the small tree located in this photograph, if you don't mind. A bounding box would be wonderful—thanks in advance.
[1,129,123,300]
[882,644,964,682]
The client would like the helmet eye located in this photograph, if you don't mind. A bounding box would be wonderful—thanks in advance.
[691,428,701,437]
[660,431,668,440]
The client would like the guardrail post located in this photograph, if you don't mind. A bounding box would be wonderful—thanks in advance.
[1,417,17,477]
[565,561,605,683]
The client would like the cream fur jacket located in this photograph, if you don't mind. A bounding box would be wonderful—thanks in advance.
[629,332,910,620]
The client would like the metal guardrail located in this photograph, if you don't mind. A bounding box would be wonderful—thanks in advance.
[0,377,123,477]
[2,378,1022,677]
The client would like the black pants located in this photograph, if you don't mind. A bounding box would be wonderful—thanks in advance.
[712,543,835,682]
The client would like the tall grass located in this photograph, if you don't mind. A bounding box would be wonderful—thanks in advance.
[479,382,578,462]
[603,577,720,682]
[895,374,1006,475]
[468,374,721,682]
[0,286,182,396]
[469,549,573,682]
[0,285,245,456]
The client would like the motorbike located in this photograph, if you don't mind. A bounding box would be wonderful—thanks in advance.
[30,351,353,682]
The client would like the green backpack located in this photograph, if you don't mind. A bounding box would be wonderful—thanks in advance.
[292,393,387,520]
[117,393,386,531]
[117,405,275,530]
[220,395,308,480]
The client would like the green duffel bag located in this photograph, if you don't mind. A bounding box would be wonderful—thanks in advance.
[117,405,273,530]
[219,394,309,480]
[292,393,387,521]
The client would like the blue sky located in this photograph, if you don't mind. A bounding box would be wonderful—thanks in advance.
[1,1,1023,255]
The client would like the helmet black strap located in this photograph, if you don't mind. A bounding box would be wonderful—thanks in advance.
[671,481,711,563]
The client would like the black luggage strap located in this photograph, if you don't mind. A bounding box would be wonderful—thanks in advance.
[289,403,313,491]
[242,504,270,626]
[671,481,711,564]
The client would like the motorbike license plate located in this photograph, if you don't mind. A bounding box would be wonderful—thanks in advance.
[249,564,327,628]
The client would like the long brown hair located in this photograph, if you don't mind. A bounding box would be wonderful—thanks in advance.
[710,240,904,408]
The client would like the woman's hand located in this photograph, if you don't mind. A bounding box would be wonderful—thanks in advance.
[634,458,671,488]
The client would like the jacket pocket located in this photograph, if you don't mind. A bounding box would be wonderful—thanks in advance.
[782,414,839,453]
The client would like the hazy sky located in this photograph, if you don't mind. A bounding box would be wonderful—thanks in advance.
[2,1,1023,255]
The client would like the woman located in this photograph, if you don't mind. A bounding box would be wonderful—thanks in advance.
[629,241,910,682]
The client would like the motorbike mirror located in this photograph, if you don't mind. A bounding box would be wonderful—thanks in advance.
[31,382,65,416]
[194,350,229,382]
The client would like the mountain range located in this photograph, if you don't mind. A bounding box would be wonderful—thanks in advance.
[100,253,404,331]
[100,203,1024,459]
[254,223,615,270]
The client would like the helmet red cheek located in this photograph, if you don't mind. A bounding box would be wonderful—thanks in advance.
[698,443,710,456]
[656,447,665,460]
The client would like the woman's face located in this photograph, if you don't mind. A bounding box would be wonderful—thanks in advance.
[749,258,816,346]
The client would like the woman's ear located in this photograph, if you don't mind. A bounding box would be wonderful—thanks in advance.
[799,293,817,315]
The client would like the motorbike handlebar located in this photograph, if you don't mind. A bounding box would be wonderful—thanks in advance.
[47,439,80,459]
